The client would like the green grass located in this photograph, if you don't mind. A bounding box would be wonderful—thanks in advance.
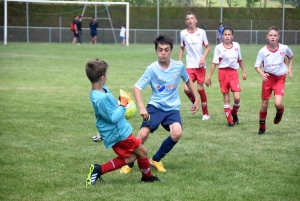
[0,43,299,201]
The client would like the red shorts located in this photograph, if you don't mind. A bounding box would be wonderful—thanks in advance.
[186,68,206,84]
[218,68,241,93]
[261,73,286,100]
[112,134,142,158]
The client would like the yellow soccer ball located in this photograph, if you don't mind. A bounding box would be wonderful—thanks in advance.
[124,100,137,120]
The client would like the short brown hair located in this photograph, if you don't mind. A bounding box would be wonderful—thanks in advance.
[267,26,280,34]
[85,58,108,83]
[153,34,173,51]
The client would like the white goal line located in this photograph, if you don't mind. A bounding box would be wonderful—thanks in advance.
[4,0,130,45]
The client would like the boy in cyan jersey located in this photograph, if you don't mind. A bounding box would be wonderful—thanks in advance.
[254,26,293,135]
[85,59,164,187]
[120,34,199,174]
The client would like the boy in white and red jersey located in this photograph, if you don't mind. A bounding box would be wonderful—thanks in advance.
[254,26,293,135]
[205,27,247,127]
[179,11,211,120]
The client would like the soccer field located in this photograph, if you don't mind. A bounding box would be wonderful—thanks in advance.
[0,43,299,201]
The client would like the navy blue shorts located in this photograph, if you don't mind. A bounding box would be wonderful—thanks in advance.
[141,104,182,133]
[91,32,97,37]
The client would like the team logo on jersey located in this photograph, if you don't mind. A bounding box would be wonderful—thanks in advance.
[196,33,200,37]
[280,52,284,56]
[265,54,270,57]
[157,84,177,93]
[172,73,178,78]
[235,48,238,51]
[223,49,227,52]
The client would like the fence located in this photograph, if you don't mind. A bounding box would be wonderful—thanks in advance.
[1,26,299,45]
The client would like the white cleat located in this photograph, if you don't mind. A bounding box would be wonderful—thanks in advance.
[202,114,210,120]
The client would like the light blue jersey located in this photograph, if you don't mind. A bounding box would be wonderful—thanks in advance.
[90,86,132,149]
[135,59,189,111]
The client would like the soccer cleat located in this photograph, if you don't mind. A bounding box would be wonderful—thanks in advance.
[141,175,166,182]
[232,115,239,125]
[202,114,210,120]
[150,159,166,172]
[258,128,266,135]
[274,112,283,124]
[92,133,103,142]
[228,123,234,127]
[86,164,103,187]
[119,165,133,174]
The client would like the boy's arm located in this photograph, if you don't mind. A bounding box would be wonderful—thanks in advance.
[178,46,184,61]
[133,85,148,120]
[199,44,210,67]
[205,63,217,87]
[185,78,199,114]
[255,66,269,82]
[287,57,293,79]
[239,60,247,80]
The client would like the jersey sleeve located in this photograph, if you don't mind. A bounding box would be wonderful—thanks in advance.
[212,46,221,64]
[254,50,264,68]
[285,46,293,59]
[181,63,189,82]
[202,30,209,46]
[95,94,125,124]
[135,67,152,90]
[180,31,185,47]
[237,43,242,61]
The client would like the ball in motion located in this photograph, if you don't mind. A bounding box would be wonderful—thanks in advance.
[124,100,137,120]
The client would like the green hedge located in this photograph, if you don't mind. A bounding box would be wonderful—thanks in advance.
[1,3,299,30]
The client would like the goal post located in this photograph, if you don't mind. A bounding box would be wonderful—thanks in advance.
[3,0,130,46]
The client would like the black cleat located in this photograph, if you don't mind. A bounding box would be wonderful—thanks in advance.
[228,123,234,127]
[258,128,266,135]
[141,175,165,183]
[274,112,283,124]
[86,164,103,187]
[232,115,239,125]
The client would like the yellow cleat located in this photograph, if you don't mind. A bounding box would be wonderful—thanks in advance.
[150,159,166,172]
[120,165,133,174]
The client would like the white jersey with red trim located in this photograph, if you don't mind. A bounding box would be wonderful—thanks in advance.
[180,28,209,69]
[212,42,242,70]
[255,43,293,76]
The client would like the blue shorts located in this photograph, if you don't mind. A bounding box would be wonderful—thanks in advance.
[91,32,97,37]
[120,36,125,40]
[141,104,182,133]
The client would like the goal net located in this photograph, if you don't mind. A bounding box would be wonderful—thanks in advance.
[3,0,130,45]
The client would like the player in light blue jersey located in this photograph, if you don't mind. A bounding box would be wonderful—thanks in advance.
[85,59,164,187]
[120,34,199,174]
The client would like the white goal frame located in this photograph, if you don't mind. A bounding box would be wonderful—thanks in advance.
[4,0,130,45]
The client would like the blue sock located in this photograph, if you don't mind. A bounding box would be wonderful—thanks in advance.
[152,136,177,162]
[128,162,134,168]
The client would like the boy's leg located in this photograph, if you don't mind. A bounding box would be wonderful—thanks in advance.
[258,99,269,135]
[231,92,241,125]
[151,123,181,172]
[274,95,284,124]
[86,156,126,187]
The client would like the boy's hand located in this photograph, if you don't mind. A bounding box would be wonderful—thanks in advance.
[119,89,130,107]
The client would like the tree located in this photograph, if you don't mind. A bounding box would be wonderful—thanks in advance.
[206,0,217,7]
[225,0,240,7]
[246,0,260,7]
[261,0,268,8]
[278,0,300,7]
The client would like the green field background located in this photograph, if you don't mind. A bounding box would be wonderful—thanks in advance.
[0,43,299,201]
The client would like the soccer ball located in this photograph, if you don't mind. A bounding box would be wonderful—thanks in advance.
[124,100,137,120]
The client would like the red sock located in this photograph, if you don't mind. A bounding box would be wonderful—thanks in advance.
[224,105,233,124]
[137,157,152,179]
[231,102,240,116]
[101,156,126,174]
[277,105,284,114]
[259,110,267,130]
[198,89,209,115]
[185,91,195,104]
